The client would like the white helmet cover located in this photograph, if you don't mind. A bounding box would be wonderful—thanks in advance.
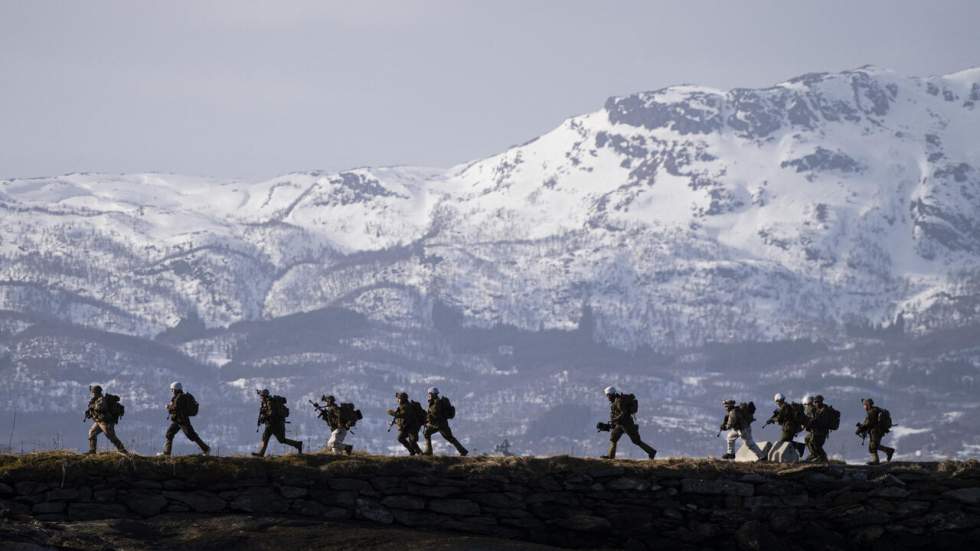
[170,381,182,391]
[773,392,785,402]
[427,386,439,395]
[604,386,618,396]
[802,395,812,405]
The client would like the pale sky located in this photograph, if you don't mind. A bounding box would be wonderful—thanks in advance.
[2,0,978,180]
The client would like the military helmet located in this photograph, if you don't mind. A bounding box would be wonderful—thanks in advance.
[89,384,103,394]
[863,398,874,406]
[722,399,736,407]
[170,381,182,392]
[773,393,785,403]
[396,392,408,400]
[427,386,439,396]
[813,395,824,403]
[603,386,619,396]
[259,388,270,397]
[322,394,336,403]
[802,395,812,405]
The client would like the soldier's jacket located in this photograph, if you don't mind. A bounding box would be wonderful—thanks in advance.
[324,404,342,430]
[258,397,283,425]
[167,393,194,422]
[768,402,798,428]
[857,407,885,433]
[427,397,451,426]
[86,396,110,423]
[389,402,422,430]
[723,408,748,431]
[609,395,636,427]
[806,405,833,433]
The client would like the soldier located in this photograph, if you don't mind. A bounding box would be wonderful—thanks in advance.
[252,389,303,457]
[856,398,895,465]
[720,399,765,461]
[764,393,804,455]
[597,386,657,460]
[387,392,424,455]
[422,387,468,456]
[320,395,354,455]
[162,382,210,457]
[803,395,837,463]
[84,385,128,455]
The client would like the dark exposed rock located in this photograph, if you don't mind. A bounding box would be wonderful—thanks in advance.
[162,490,226,513]
[681,478,754,497]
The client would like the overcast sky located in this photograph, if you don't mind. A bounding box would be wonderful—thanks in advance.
[2,0,979,180]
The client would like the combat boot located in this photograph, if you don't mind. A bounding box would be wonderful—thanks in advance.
[296,441,304,455]
[603,442,618,460]
[344,445,353,456]
[884,447,894,462]
[722,453,735,460]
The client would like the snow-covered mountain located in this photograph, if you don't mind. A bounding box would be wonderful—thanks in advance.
[1,66,979,459]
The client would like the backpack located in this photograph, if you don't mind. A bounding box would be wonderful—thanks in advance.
[790,402,806,428]
[440,396,456,419]
[339,402,363,427]
[737,401,756,423]
[825,405,840,430]
[104,394,125,421]
[183,393,200,417]
[270,395,289,419]
[877,408,892,433]
[410,400,426,428]
[621,394,639,415]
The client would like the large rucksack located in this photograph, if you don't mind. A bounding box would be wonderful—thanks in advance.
[737,401,756,424]
[877,408,892,433]
[270,395,289,419]
[621,394,639,415]
[790,402,806,428]
[184,393,200,417]
[104,394,125,422]
[440,396,456,420]
[409,400,426,428]
[339,402,363,427]
[825,405,841,430]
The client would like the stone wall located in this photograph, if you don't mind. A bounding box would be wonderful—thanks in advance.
[1,453,979,550]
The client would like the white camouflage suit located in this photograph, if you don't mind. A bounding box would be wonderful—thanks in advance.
[725,407,766,459]
[326,428,348,453]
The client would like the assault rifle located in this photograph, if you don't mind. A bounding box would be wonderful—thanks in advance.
[309,400,328,421]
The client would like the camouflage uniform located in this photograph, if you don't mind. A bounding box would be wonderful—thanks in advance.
[722,404,764,460]
[85,390,127,454]
[322,399,353,455]
[768,402,801,444]
[803,403,831,463]
[606,394,657,459]
[857,404,894,464]
[423,395,468,456]
[163,391,209,456]
[254,395,303,457]
[388,395,423,455]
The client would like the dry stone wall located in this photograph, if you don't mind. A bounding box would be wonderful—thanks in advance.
[1,453,979,550]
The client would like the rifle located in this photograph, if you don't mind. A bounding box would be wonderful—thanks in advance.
[596,422,612,433]
[309,400,328,420]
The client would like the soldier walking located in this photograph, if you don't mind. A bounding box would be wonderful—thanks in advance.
[319,395,355,455]
[765,393,804,455]
[162,382,210,457]
[856,398,895,465]
[803,395,838,463]
[252,389,303,457]
[387,392,424,455]
[597,386,657,460]
[422,387,468,456]
[720,399,765,460]
[84,385,128,455]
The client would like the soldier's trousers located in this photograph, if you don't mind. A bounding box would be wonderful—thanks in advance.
[88,422,126,453]
[326,428,349,453]
[398,429,423,455]
[778,425,805,457]
[423,423,468,455]
[727,427,765,459]
[868,431,894,456]
[257,422,302,455]
[609,423,657,458]
[164,421,209,454]
[804,430,828,461]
